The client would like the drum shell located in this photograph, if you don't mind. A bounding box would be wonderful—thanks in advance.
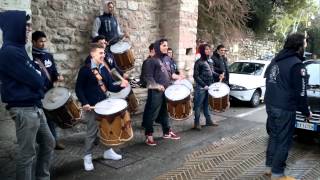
[43,97,81,129]
[96,108,133,146]
[166,95,192,121]
[113,49,135,72]
[127,91,138,114]
[208,94,229,112]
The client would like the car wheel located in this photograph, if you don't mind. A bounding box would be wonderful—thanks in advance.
[250,90,260,107]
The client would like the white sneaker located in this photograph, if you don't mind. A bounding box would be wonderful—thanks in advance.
[103,148,122,160]
[83,154,94,171]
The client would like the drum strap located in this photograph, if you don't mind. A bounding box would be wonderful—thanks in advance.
[34,58,52,82]
[91,68,108,93]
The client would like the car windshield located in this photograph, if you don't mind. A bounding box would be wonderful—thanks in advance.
[229,62,265,75]
[306,62,320,86]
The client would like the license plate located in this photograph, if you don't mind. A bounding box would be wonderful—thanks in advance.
[295,121,316,131]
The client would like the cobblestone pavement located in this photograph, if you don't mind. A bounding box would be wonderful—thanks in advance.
[156,128,320,180]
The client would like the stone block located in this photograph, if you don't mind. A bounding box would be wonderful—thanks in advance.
[116,0,127,9]
[54,53,68,61]
[128,1,139,11]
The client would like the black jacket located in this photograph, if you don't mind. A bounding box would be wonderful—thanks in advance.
[0,11,44,108]
[75,59,122,106]
[193,45,219,87]
[264,49,310,116]
[98,13,120,44]
[211,52,229,84]
[32,47,59,92]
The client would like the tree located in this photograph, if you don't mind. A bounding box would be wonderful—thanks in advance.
[197,0,250,44]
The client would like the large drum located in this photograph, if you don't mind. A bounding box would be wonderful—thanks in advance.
[107,85,139,114]
[165,84,192,120]
[94,99,133,146]
[42,87,81,129]
[208,82,230,112]
[110,41,135,71]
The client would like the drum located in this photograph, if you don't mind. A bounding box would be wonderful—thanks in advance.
[208,82,230,112]
[174,79,193,92]
[42,87,81,129]
[94,99,133,146]
[110,41,135,71]
[107,85,139,113]
[165,84,192,120]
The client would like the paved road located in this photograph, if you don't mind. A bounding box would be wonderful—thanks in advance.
[3,104,320,180]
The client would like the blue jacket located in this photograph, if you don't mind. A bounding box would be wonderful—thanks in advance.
[264,49,310,116]
[75,58,122,106]
[0,11,44,108]
[32,47,59,92]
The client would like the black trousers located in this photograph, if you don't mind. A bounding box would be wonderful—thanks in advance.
[142,89,170,135]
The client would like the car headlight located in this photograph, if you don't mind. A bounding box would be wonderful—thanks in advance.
[230,84,247,91]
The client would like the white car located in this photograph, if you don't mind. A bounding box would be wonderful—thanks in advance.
[228,60,270,107]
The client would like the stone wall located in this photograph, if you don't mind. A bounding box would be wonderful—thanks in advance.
[226,38,277,63]
[160,0,198,79]
[31,0,162,86]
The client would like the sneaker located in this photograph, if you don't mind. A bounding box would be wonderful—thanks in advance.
[163,130,181,140]
[83,154,94,171]
[145,135,157,146]
[103,148,122,160]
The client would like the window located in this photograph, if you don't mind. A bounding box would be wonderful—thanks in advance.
[229,62,265,76]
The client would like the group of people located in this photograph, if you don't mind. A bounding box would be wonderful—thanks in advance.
[0,1,312,179]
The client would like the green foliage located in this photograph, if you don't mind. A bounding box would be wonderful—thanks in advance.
[306,15,320,55]
[247,0,273,36]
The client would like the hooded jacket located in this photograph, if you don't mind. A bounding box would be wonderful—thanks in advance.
[0,11,44,108]
[144,40,172,88]
[264,49,310,116]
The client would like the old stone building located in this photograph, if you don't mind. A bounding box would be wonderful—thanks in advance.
[0,0,277,168]
[29,0,198,86]
[0,0,199,163]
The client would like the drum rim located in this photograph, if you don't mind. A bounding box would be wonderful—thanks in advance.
[94,98,128,115]
[173,79,194,91]
[110,41,131,54]
[208,82,230,98]
[42,87,71,110]
[107,85,132,99]
[165,84,191,101]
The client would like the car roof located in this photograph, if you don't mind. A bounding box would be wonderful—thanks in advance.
[232,60,271,65]
[304,59,320,64]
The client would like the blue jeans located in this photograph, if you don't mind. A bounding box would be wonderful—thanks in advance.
[9,107,55,180]
[193,86,211,125]
[265,105,296,175]
[142,89,170,135]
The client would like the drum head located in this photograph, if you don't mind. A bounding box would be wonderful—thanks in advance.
[174,79,193,92]
[208,82,230,98]
[94,98,127,115]
[108,85,131,99]
[42,87,70,110]
[165,84,190,101]
[110,41,131,54]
